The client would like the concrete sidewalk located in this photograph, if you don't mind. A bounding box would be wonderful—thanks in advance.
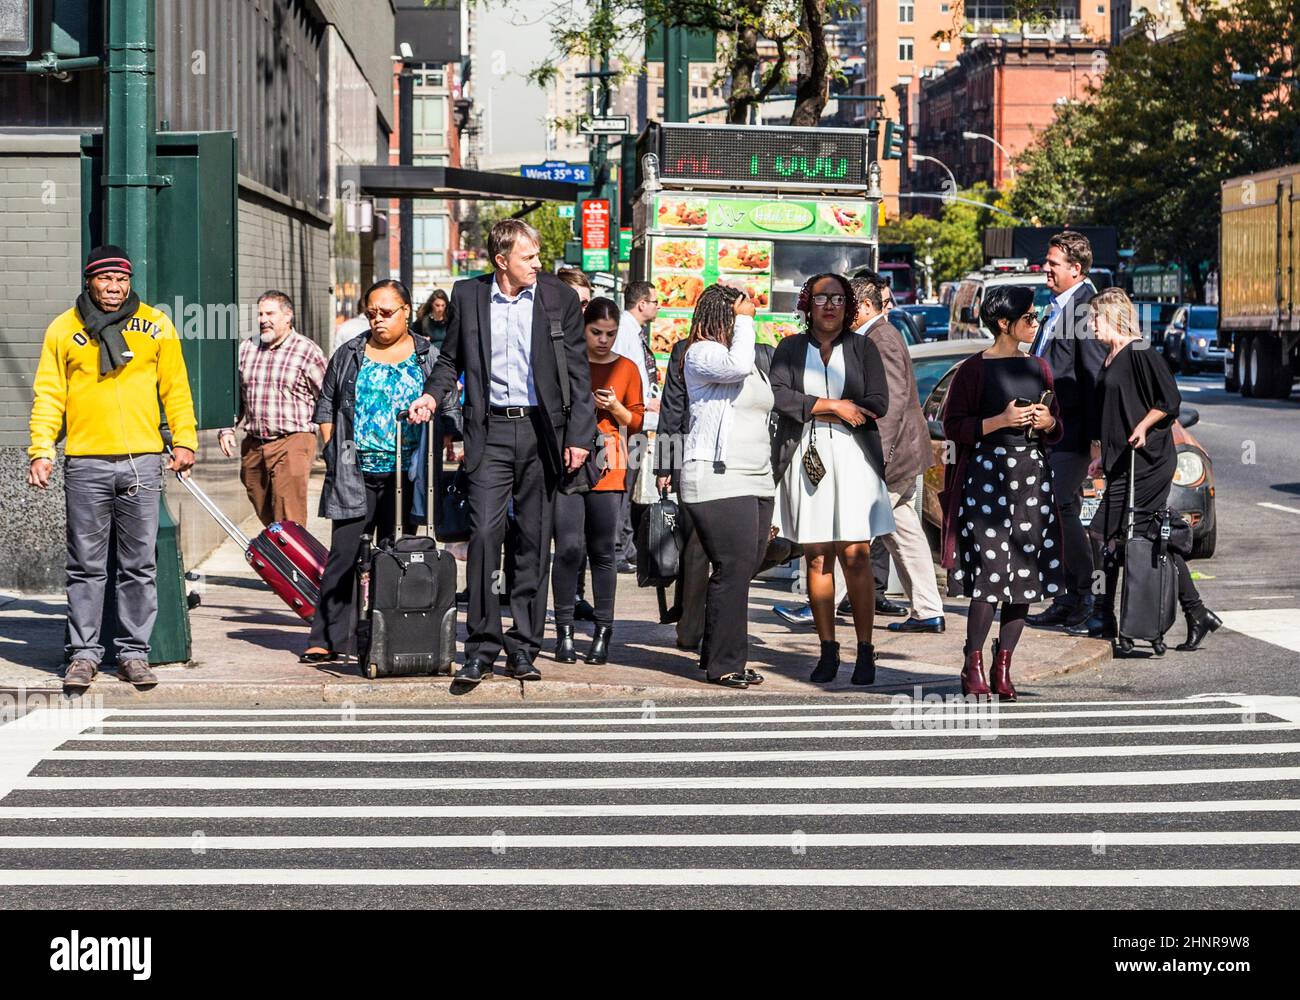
[0,471,1111,704]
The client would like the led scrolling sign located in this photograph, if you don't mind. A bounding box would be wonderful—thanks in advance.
[656,125,869,189]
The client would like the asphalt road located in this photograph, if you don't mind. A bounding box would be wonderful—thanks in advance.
[0,371,1296,911]
[0,693,1298,909]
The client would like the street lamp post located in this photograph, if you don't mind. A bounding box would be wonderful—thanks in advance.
[912,153,957,203]
[962,130,1017,185]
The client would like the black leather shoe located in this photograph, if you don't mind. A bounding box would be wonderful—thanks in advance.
[887,615,945,634]
[510,651,541,681]
[875,597,908,617]
[1027,601,1073,627]
[553,624,577,663]
[586,625,613,665]
[1062,600,1095,629]
[851,642,877,685]
[1066,614,1117,639]
[1176,607,1222,651]
[574,598,596,622]
[837,596,854,616]
[454,658,492,685]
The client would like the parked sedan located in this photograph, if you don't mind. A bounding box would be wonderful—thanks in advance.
[1162,305,1225,374]
[911,341,1217,559]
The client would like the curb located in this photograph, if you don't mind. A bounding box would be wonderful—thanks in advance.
[0,638,1113,707]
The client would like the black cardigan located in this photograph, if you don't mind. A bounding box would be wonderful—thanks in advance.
[769,331,890,486]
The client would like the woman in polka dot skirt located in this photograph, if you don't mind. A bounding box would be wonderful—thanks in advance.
[938,286,1065,699]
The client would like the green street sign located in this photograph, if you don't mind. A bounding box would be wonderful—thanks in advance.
[557,204,575,219]
[582,249,611,271]
[619,228,632,263]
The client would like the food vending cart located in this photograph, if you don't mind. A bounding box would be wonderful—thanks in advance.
[631,121,880,377]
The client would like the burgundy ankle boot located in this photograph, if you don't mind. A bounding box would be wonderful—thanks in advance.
[960,647,990,697]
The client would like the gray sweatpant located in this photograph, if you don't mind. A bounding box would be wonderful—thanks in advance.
[64,454,164,666]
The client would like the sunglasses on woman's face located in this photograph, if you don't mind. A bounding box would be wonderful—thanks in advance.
[812,294,846,307]
[366,305,405,320]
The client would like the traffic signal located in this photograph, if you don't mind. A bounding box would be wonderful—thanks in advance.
[882,121,904,161]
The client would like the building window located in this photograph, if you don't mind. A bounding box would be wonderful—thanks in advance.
[941,3,950,11]
[899,37,914,62]
[899,1,914,23]
[412,96,445,147]
[414,215,448,270]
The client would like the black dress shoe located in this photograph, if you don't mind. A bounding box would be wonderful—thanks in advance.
[1176,607,1222,651]
[874,597,908,617]
[1066,614,1117,639]
[454,659,492,685]
[887,615,945,634]
[1026,602,1072,627]
[574,598,596,622]
[837,596,854,616]
[1062,600,1095,629]
[510,651,541,681]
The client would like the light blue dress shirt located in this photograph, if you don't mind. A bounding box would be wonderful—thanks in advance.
[489,280,538,407]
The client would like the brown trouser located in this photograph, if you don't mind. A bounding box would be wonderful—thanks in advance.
[240,431,316,527]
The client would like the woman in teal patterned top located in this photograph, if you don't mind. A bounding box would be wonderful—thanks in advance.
[303,279,437,663]
[354,350,426,473]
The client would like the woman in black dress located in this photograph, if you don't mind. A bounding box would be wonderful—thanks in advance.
[939,285,1064,699]
[1071,288,1221,650]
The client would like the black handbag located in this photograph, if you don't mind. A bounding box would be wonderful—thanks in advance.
[636,488,683,588]
[1140,507,1193,559]
[433,464,472,542]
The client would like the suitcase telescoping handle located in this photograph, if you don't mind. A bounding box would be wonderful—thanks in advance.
[395,409,436,539]
[166,449,253,550]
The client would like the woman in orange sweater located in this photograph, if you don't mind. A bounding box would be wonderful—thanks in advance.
[552,297,646,664]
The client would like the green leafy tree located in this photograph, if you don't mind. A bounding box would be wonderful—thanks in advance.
[883,184,1006,285]
[1079,0,1300,299]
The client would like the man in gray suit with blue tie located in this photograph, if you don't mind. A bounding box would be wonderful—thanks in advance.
[1026,230,1107,630]
[408,220,596,684]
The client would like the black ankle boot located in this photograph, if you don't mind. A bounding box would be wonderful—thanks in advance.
[553,624,577,663]
[1176,607,1222,651]
[810,640,840,683]
[851,642,876,685]
[586,625,613,664]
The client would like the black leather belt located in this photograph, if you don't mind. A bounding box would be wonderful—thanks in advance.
[489,405,534,418]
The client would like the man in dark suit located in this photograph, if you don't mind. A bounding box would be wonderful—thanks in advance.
[1026,230,1107,630]
[408,219,597,683]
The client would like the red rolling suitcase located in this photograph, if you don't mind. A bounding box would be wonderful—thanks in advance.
[176,472,327,621]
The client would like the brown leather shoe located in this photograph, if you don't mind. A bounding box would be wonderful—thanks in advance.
[118,660,158,689]
[63,659,97,691]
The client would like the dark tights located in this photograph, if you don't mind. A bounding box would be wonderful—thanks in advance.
[551,489,621,627]
[965,601,1030,656]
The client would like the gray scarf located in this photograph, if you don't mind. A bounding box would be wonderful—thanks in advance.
[76,290,140,376]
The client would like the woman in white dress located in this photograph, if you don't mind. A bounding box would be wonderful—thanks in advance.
[770,273,895,685]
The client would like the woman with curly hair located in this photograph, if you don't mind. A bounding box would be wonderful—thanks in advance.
[680,283,774,689]
[770,272,894,685]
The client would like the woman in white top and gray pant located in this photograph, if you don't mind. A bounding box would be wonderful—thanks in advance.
[681,285,775,689]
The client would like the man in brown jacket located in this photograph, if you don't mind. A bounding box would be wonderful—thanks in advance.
[852,274,946,632]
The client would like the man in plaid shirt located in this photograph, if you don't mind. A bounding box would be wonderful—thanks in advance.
[218,290,326,526]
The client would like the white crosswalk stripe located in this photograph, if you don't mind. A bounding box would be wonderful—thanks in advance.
[1,694,1298,902]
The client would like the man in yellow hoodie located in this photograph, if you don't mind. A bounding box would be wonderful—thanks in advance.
[27,245,198,692]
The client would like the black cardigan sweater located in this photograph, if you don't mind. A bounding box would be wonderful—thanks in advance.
[769,331,890,486]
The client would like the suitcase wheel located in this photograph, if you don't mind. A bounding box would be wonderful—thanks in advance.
[365,663,378,680]
[1152,640,1166,657]
[1116,637,1134,655]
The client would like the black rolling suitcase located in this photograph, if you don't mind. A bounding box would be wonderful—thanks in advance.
[1117,450,1178,656]
[355,413,458,679]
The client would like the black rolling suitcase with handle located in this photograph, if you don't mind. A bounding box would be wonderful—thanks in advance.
[355,413,458,679]
[1117,450,1179,656]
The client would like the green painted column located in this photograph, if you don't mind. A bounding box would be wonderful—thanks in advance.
[663,26,689,123]
[101,0,191,666]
